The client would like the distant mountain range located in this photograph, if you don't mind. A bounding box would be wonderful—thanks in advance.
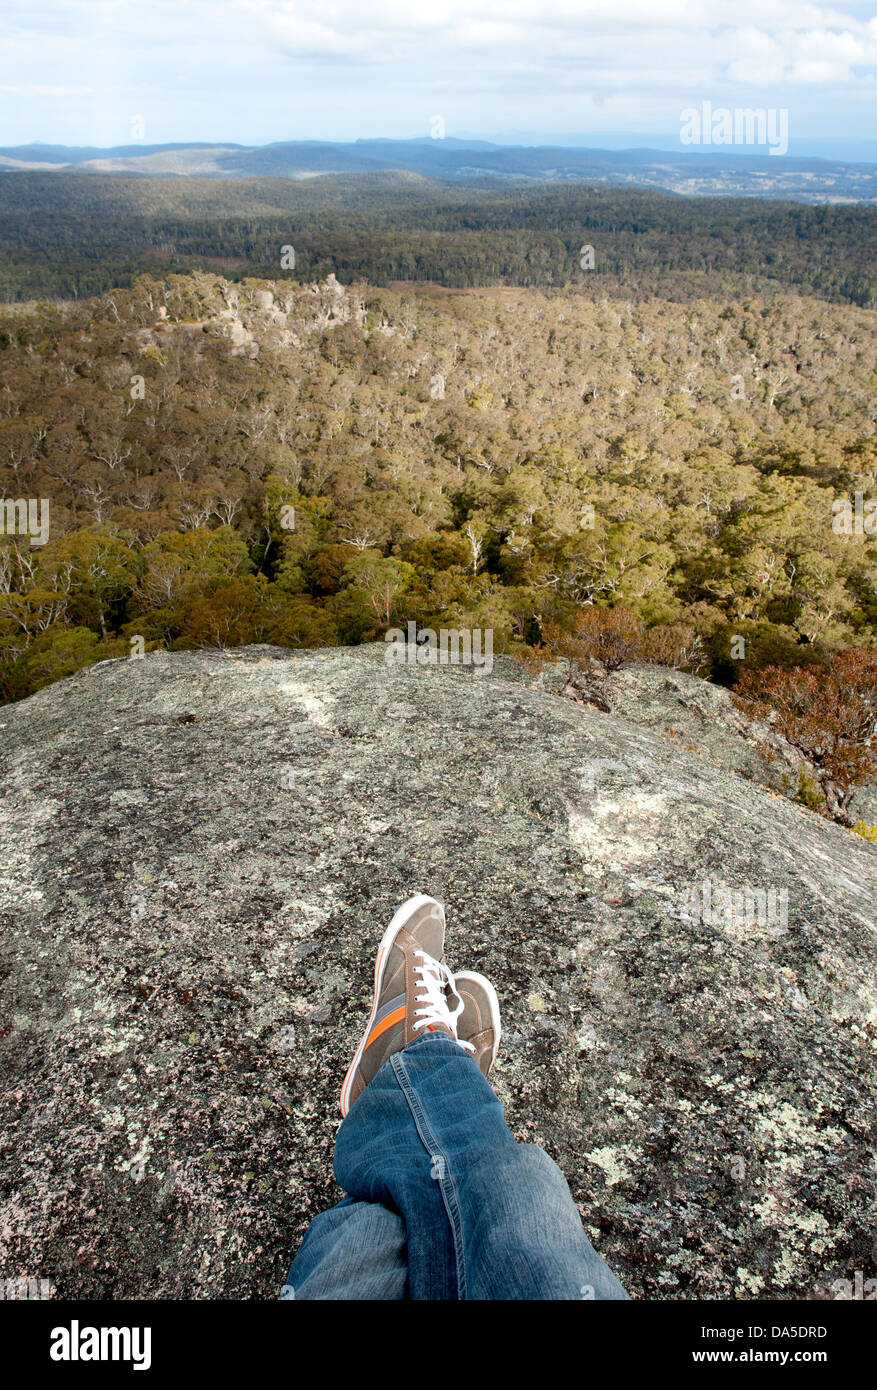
[1,138,876,202]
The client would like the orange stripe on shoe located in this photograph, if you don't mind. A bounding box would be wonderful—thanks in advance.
[364,1005,406,1050]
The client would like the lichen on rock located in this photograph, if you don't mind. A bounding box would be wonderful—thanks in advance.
[0,643,874,1299]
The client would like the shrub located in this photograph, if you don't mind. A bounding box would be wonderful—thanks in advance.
[734,648,877,824]
[795,770,825,812]
[532,606,645,675]
[641,621,708,675]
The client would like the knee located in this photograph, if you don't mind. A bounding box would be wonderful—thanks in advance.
[463,1144,629,1301]
[468,1142,576,1218]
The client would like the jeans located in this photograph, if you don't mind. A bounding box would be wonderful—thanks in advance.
[285,1032,629,1300]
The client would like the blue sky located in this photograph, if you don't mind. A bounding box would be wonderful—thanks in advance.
[2,1,877,154]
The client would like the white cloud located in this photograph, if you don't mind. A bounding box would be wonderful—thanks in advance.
[0,84,99,96]
[1,0,876,144]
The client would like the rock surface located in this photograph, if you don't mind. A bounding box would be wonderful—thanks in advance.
[597,662,877,826]
[0,644,875,1300]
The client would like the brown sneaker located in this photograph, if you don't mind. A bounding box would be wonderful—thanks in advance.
[453,970,502,1078]
[339,895,469,1116]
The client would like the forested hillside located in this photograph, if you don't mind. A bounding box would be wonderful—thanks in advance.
[0,174,874,305]
[1,270,874,704]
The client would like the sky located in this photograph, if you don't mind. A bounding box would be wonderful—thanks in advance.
[1,0,877,155]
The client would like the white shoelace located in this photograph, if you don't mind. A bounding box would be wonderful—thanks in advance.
[412,951,475,1053]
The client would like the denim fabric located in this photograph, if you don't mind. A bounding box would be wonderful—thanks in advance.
[287,1032,629,1301]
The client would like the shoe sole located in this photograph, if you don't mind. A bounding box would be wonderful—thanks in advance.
[454,969,502,1071]
[339,894,445,1117]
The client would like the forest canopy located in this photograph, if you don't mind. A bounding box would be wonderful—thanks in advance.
[0,173,874,306]
[0,267,874,705]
